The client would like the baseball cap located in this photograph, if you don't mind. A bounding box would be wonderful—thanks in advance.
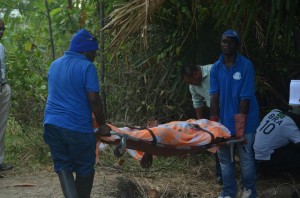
[222,29,240,43]
[69,29,98,52]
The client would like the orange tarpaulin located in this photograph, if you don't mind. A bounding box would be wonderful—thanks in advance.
[98,119,231,160]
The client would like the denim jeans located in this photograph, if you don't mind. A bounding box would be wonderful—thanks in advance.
[218,133,257,198]
[43,124,96,176]
[215,153,222,178]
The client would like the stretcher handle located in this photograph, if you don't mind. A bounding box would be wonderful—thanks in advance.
[227,137,246,162]
[110,131,128,157]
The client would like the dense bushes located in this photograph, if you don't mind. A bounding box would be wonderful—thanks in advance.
[1,0,299,127]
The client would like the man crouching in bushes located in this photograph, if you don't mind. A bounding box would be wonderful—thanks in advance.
[254,80,300,179]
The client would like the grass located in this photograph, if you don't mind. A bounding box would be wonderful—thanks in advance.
[5,117,52,172]
[96,145,223,197]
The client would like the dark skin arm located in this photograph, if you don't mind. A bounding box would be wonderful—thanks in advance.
[210,94,220,117]
[87,92,111,136]
[195,105,210,119]
[239,99,250,114]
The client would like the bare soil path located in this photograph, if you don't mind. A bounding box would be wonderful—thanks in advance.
[0,160,223,198]
[1,159,300,198]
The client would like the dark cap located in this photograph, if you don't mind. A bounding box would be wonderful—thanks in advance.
[69,29,98,52]
[222,29,240,43]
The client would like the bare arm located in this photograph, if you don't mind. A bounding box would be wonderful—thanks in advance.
[210,94,220,117]
[87,92,106,125]
[87,91,111,136]
[195,105,210,119]
[239,99,250,114]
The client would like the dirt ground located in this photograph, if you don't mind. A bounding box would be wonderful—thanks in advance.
[1,156,300,198]
[0,164,223,198]
[0,165,135,198]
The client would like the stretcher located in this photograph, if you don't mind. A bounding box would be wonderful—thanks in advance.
[96,119,244,162]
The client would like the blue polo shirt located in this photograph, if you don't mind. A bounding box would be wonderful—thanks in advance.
[210,53,259,135]
[44,51,100,133]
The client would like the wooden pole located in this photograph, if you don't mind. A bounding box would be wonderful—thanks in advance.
[44,0,55,60]
[98,0,107,118]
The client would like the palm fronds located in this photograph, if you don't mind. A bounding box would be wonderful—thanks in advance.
[102,0,166,51]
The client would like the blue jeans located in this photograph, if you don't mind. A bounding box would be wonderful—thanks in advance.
[215,153,222,178]
[43,124,96,176]
[218,133,257,198]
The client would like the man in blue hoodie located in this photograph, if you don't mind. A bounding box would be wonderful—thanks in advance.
[43,29,111,198]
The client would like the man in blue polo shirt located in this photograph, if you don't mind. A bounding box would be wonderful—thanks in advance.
[210,30,259,198]
[43,29,111,198]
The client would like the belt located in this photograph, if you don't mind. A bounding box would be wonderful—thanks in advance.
[1,82,6,86]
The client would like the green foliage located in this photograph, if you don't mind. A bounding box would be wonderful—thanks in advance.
[103,1,222,124]
[0,0,299,137]
[5,117,51,168]
[1,0,88,125]
[105,54,191,125]
[5,26,50,124]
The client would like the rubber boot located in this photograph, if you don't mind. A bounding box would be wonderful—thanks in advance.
[75,171,95,198]
[58,170,79,198]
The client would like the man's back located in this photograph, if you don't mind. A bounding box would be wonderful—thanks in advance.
[254,109,300,160]
[44,51,99,133]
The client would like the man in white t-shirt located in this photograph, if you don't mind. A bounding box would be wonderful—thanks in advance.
[181,64,222,185]
[254,86,300,178]
[181,64,212,119]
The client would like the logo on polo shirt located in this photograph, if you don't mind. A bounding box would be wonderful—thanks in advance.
[233,72,241,80]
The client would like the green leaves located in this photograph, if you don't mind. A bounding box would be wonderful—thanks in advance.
[50,7,61,16]
[0,0,299,126]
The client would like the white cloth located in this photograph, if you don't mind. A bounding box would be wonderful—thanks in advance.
[289,80,300,105]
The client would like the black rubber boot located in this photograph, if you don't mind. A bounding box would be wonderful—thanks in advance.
[75,171,95,198]
[58,170,79,198]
